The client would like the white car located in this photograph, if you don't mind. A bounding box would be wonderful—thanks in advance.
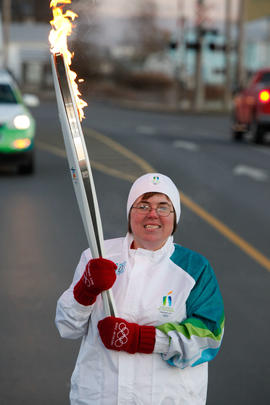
[0,69,39,174]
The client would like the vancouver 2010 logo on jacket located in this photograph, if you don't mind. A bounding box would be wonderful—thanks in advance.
[158,291,175,317]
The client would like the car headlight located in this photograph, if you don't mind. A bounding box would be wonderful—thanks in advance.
[13,114,31,130]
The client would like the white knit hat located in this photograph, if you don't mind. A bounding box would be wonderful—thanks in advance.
[127,173,181,222]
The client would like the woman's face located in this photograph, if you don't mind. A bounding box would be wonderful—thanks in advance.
[129,193,175,251]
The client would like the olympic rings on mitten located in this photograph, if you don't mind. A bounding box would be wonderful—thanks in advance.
[98,316,156,354]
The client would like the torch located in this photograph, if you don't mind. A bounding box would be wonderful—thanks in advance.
[49,2,117,317]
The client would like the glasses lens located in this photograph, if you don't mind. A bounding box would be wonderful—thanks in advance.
[135,204,150,214]
[133,204,172,216]
[157,206,171,216]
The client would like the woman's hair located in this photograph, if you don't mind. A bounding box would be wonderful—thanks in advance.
[128,192,177,234]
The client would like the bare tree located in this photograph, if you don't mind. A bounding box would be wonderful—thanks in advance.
[125,0,169,61]
[193,0,205,111]
[68,0,103,79]
[236,0,246,88]
[224,0,232,109]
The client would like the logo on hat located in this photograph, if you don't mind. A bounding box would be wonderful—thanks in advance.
[152,175,160,185]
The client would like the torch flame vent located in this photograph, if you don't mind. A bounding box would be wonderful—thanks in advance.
[49,0,87,121]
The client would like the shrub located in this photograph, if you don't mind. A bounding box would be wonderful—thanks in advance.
[123,71,174,91]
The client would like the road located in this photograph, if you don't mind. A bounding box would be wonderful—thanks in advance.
[0,98,269,404]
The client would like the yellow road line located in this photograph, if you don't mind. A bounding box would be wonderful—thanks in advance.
[37,141,66,158]
[90,161,137,182]
[37,140,139,182]
[180,193,270,272]
[37,132,270,273]
[84,127,154,173]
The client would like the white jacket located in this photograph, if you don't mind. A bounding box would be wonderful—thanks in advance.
[56,233,224,405]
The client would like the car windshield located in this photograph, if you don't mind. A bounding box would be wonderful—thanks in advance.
[259,72,270,84]
[0,84,18,104]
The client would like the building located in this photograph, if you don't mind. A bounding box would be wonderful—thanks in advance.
[1,21,51,89]
[244,17,270,73]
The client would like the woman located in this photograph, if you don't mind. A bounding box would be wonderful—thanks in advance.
[56,173,224,405]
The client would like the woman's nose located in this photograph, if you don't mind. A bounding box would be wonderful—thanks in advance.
[147,207,159,217]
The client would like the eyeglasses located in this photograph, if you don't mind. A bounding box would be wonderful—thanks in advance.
[132,203,174,217]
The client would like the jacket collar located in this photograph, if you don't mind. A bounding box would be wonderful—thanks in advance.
[124,232,175,261]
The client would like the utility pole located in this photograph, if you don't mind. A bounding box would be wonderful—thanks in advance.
[236,0,246,89]
[177,0,186,86]
[2,0,11,69]
[224,0,232,109]
[194,0,204,111]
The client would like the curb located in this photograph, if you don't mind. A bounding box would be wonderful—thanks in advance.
[33,89,231,116]
[91,96,231,116]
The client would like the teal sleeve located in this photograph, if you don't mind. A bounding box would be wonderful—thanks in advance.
[156,246,225,369]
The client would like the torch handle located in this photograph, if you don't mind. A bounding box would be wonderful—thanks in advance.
[51,53,117,317]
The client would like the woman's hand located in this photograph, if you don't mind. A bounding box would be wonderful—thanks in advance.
[98,316,155,354]
[73,258,117,306]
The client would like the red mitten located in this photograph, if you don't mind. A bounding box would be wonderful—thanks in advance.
[73,258,117,306]
[98,316,155,354]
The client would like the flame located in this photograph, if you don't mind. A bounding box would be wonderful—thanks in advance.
[49,0,87,120]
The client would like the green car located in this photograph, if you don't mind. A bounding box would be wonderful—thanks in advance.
[0,70,38,174]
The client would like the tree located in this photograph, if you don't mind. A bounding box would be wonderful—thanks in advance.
[68,0,103,79]
[125,0,169,61]
[0,0,51,22]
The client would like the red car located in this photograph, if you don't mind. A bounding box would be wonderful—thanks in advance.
[232,68,270,143]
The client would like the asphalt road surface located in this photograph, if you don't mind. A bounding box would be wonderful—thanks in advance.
[1,98,269,405]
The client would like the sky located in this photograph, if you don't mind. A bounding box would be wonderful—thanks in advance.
[69,0,241,46]
[96,0,239,21]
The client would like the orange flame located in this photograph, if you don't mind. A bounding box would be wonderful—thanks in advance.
[49,0,87,120]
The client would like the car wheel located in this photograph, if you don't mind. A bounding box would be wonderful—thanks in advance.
[231,113,244,141]
[232,129,243,141]
[251,120,264,144]
[18,150,35,175]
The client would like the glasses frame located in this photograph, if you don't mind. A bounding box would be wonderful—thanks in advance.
[131,202,174,217]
